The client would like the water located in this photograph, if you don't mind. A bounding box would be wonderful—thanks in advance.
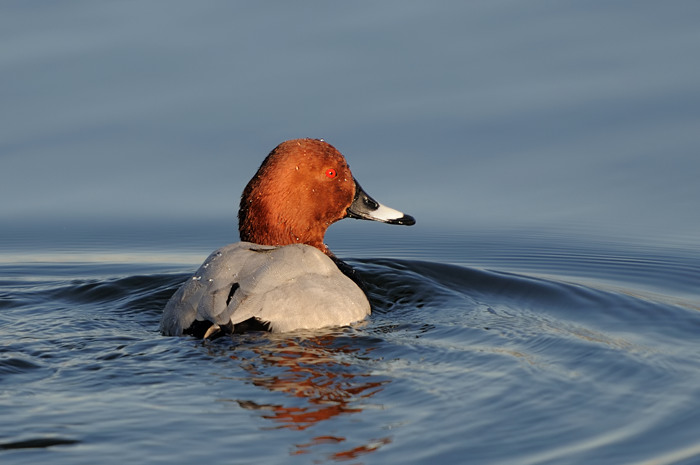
[2,1,700,237]
[3,1,700,463]
[2,223,700,464]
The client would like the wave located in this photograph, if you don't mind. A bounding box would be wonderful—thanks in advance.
[3,256,700,464]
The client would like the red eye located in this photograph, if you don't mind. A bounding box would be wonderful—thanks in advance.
[325,168,337,178]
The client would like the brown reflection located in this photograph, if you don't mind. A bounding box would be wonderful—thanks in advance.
[227,333,392,460]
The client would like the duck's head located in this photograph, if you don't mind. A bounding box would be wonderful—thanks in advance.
[238,138,415,255]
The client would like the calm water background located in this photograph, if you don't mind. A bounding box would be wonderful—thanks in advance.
[2,1,700,464]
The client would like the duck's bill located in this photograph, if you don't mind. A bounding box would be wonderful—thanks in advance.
[346,180,416,226]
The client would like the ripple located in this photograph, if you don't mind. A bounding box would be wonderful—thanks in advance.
[0,437,80,450]
[0,356,43,375]
[2,237,700,464]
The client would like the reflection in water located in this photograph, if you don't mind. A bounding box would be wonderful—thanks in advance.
[225,333,392,461]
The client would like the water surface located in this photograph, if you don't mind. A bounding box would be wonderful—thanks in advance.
[2,225,700,464]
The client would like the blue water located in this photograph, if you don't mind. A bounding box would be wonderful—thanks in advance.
[2,223,700,464]
[3,1,700,463]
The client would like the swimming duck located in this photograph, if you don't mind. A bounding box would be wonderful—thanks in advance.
[160,138,415,338]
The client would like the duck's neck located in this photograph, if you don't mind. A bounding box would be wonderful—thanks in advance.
[238,214,331,256]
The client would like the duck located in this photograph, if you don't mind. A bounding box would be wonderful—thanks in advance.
[160,138,415,338]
